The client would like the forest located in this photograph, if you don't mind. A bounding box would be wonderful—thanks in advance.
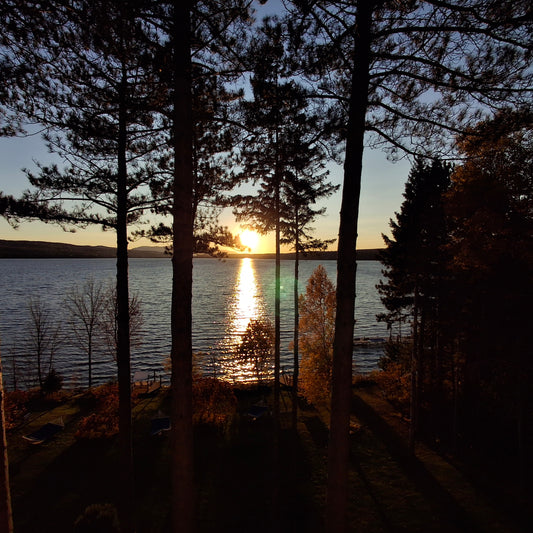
[0,1,532,532]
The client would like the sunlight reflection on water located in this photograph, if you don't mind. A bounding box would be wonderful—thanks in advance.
[215,258,268,382]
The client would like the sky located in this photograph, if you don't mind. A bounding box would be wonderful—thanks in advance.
[0,131,411,253]
[0,0,413,254]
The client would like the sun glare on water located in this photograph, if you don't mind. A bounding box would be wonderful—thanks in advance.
[239,229,260,252]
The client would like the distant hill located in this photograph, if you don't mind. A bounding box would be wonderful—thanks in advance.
[0,240,382,260]
[0,239,167,258]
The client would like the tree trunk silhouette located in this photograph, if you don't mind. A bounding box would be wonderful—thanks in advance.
[116,65,134,533]
[171,1,194,531]
[292,228,300,431]
[409,282,419,451]
[0,348,13,533]
[326,2,374,531]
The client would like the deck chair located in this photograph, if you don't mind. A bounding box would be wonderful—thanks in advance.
[150,416,171,436]
[23,418,64,444]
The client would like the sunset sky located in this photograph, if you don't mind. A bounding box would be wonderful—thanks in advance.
[0,0,414,254]
[0,129,411,253]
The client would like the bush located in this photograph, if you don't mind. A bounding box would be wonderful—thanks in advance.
[193,377,237,430]
[76,383,126,439]
[42,368,64,395]
[4,390,34,430]
[370,363,411,412]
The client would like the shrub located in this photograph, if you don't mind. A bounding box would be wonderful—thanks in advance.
[75,383,139,439]
[4,390,34,430]
[42,368,64,395]
[193,377,237,429]
[370,363,411,412]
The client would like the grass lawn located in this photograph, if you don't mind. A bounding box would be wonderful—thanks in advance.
[6,383,530,532]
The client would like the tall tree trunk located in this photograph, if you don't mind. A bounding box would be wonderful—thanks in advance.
[116,65,134,533]
[171,2,194,531]
[272,164,282,530]
[409,282,419,451]
[326,2,374,532]
[0,347,13,533]
[274,179,281,429]
[292,222,300,431]
[88,337,92,390]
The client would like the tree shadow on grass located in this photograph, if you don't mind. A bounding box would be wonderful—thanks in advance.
[12,438,119,532]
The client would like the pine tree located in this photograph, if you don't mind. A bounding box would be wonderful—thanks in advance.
[233,18,338,431]
[163,2,253,531]
[378,158,451,447]
[3,2,165,529]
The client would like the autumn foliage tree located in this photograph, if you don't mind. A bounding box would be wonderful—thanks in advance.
[237,319,274,384]
[444,109,533,462]
[299,265,336,406]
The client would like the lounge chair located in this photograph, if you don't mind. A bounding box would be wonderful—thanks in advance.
[150,416,171,436]
[23,419,64,444]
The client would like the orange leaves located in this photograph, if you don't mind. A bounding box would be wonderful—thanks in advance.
[4,390,33,430]
[75,383,140,440]
[299,266,336,406]
[192,377,237,428]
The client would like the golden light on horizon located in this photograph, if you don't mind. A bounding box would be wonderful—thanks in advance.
[239,229,260,252]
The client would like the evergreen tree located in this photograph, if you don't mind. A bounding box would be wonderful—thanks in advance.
[282,172,337,428]
[162,2,253,531]
[233,18,337,430]
[378,158,451,447]
[3,2,164,529]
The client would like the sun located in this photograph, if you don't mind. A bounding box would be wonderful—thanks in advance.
[239,229,260,252]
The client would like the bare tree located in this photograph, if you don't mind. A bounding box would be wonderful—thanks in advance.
[27,297,62,391]
[65,279,106,389]
[100,285,143,362]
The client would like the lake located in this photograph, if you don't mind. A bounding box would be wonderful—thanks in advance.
[0,257,388,389]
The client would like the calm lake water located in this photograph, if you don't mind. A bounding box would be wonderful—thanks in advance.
[0,257,387,389]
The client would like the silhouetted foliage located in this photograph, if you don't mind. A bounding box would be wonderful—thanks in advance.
[237,319,274,384]
[289,2,532,527]
[41,368,63,395]
[74,503,120,533]
[378,158,451,445]
[378,110,533,471]
[444,109,533,462]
